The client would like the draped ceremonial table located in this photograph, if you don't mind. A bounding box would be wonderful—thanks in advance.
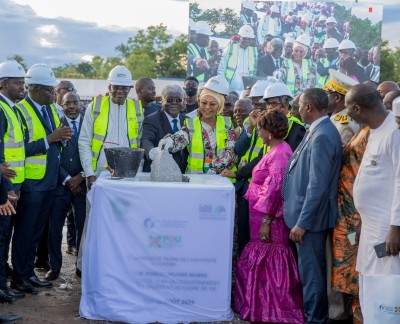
[79,173,235,323]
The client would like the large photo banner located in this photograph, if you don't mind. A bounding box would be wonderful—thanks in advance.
[187,0,383,95]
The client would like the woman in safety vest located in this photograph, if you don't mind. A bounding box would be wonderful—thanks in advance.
[159,76,236,174]
[282,34,316,95]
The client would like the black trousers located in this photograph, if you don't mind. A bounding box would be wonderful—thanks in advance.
[12,190,55,281]
[48,191,86,271]
[0,215,11,288]
[235,181,250,256]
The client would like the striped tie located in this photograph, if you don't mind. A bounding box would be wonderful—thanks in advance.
[281,130,310,198]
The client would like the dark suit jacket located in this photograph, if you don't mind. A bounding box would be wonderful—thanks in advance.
[256,54,284,77]
[57,115,86,195]
[283,118,342,232]
[141,110,188,173]
[17,97,61,192]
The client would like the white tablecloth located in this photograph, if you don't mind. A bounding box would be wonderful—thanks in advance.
[79,173,235,323]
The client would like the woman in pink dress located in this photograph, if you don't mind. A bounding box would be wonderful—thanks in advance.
[234,110,304,323]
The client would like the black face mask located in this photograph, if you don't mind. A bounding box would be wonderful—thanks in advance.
[185,86,197,97]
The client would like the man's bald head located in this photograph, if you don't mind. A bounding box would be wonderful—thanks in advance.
[383,90,400,110]
[377,81,399,99]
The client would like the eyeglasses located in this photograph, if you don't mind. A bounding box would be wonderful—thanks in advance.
[57,86,75,92]
[165,98,183,103]
[63,100,80,106]
[266,101,281,108]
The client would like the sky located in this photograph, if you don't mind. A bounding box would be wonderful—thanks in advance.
[3,0,400,69]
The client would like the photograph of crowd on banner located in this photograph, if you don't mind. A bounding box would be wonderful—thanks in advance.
[187,0,383,95]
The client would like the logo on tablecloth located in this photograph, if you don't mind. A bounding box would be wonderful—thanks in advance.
[198,205,227,220]
[148,235,182,249]
[378,304,400,315]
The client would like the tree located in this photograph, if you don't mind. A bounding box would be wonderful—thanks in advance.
[6,54,27,70]
[380,41,399,83]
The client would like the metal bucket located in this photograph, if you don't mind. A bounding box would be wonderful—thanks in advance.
[104,147,144,178]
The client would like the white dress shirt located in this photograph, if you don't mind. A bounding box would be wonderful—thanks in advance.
[164,111,181,131]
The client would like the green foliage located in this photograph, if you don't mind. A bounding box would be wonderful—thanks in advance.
[189,2,240,37]
[6,54,27,71]
[350,18,381,51]
[53,24,186,80]
[380,40,400,83]
[332,3,352,24]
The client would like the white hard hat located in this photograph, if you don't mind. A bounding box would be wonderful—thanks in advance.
[203,75,229,96]
[270,4,280,13]
[248,79,274,98]
[25,63,59,87]
[107,65,133,86]
[196,21,212,36]
[338,39,356,51]
[295,34,311,47]
[260,83,293,102]
[326,16,337,24]
[238,24,255,38]
[242,1,256,11]
[0,60,26,79]
[323,37,340,49]
[393,97,400,117]
[302,12,313,23]
[284,37,295,44]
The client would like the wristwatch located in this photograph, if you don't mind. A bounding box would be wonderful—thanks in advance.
[262,218,271,225]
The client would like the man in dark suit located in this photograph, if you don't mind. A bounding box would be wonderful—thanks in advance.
[11,64,73,294]
[282,88,342,323]
[46,92,86,281]
[141,84,187,173]
[256,38,284,77]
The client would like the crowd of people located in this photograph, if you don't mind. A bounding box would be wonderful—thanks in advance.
[0,55,399,324]
[188,1,381,97]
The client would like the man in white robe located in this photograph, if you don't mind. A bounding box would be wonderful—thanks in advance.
[345,84,400,312]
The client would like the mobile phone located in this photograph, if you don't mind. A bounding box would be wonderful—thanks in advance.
[374,242,388,258]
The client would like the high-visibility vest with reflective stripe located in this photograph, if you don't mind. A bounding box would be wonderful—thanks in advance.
[0,102,25,184]
[16,100,60,180]
[284,114,305,140]
[188,43,209,82]
[225,43,258,85]
[91,96,143,172]
[184,116,231,174]
[286,59,310,94]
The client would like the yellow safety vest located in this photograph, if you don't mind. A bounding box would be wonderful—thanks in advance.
[188,43,210,82]
[184,116,231,174]
[225,43,258,85]
[91,96,143,172]
[286,59,310,94]
[16,100,60,180]
[0,101,25,184]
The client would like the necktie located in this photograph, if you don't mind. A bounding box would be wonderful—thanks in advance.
[281,130,310,198]
[41,105,52,131]
[275,59,280,69]
[172,119,179,133]
[71,120,78,137]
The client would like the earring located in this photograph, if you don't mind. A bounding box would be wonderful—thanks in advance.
[268,134,272,141]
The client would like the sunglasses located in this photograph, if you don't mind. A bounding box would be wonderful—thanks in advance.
[58,86,75,92]
[166,98,183,103]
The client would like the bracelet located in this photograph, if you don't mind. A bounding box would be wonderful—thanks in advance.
[262,217,271,225]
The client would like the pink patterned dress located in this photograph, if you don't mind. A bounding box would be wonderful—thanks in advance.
[234,141,304,323]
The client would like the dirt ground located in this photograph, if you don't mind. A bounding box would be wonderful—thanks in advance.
[1,227,249,324]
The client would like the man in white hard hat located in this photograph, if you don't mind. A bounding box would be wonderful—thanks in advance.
[11,63,73,294]
[77,65,143,274]
[317,37,340,86]
[187,21,213,83]
[217,25,258,93]
[0,60,27,306]
[257,4,282,46]
[79,65,143,189]
[240,1,257,31]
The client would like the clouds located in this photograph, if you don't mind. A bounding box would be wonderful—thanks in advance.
[0,0,140,68]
